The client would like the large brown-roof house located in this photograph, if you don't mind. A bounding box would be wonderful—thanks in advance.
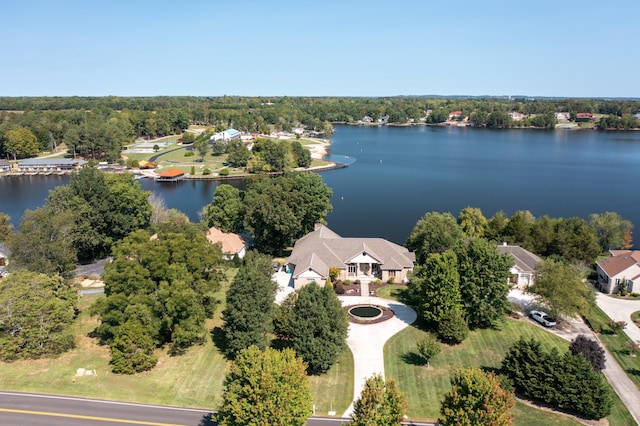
[496,243,542,289]
[206,227,248,260]
[596,250,640,294]
[286,225,415,290]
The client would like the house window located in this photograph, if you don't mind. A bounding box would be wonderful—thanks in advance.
[389,270,396,278]
[348,264,357,274]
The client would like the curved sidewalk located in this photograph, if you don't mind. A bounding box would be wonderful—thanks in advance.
[596,293,640,343]
[337,296,417,417]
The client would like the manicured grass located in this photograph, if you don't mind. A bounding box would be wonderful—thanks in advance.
[308,348,354,416]
[374,284,408,301]
[512,402,583,426]
[585,306,640,390]
[384,316,634,425]
[632,310,640,327]
[0,266,352,414]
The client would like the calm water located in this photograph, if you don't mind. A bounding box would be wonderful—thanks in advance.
[2,125,640,245]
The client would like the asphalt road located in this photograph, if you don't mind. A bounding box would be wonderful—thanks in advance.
[0,392,214,426]
[0,392,437,426]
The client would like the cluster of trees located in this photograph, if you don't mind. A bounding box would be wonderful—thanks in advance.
[2,96,638,160]
[221,137,312,172]
[501,336,613,419]
[91,226,223,374]
[203,173,333,254]
[222,253,348,373]
[407,212,514,342]
[7,169,152,275]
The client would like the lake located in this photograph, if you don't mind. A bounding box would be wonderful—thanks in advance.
[2,125,640,245]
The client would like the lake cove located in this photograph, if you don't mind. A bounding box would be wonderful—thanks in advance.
[2,125,640,245]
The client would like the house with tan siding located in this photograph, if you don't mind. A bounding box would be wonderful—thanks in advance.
[286,225,415,290]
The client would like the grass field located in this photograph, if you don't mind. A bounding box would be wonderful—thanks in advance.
[0,268,353,414]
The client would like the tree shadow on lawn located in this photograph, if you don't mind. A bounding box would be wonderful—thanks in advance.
[210,326,233,360]
[401,351,426,366]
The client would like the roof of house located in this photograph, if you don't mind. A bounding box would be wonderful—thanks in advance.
[225,128,240,136]
[206,227,247,255]
[609,250,640,262]
[156,169,185,178]
[450,110,462,115]
[496,244,541,274]
[18,158,87,166]
[598,251,640,277]
[576,112,593,118]
[286,225,415,279]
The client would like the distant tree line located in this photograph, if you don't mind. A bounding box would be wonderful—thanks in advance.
[2,96,639,160]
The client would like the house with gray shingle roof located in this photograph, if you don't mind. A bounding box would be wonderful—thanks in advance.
[496,243,541,289]
[596,250,640,294]
[286,225,415,290]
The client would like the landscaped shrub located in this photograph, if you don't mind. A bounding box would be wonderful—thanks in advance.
[219,168,230,176]
[374,279,383,286]
[184,151,195,157]
[190,166,195,175]
[437,309,469,344]
[335,282,345,295]
[387,276,395,284]
[569,334,605,372]
[354,279,361,285]
[344,279,351,285]
[202,168,211,175]
[502,337,613,419]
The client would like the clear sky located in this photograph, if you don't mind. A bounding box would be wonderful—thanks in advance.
[1,0,638,98]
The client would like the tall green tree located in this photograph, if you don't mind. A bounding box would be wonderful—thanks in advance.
[352,374,408,426]
[193,136,209,162]
[453,238,513,328]
[3,127,40,159]
[589,211,634,252]
[440,367,515,426]
[0,271,76,361]
[0,212,13,241]
[243,173,332,254]
[551,217,600,263]
[201,184,244,233]
[226,139,251,167]
[457,206,487,239]
[410,250,462,326]
[8,205,77,277]
[406,212,464,264]
[290,140,312,168]
[289,283,348,373]
[218,346,312,426]
[528,259,594,320]
[222,251,278,358]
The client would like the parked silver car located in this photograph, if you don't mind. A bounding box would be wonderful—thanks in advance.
[529,310,556,327]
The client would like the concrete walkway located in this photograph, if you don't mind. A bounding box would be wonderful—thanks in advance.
[596,293,640,344]
[337,296,417,417]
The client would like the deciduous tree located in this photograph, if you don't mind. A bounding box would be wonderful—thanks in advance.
[406,212,464,264]
[528,259,594,320]
[352,374,408,426]
[453,238,513,328]
[457,206,487,239]
[202,184,244,233]
[0,271,76,361]
[416,334,441,367]
[3,127,40,159]
[589,211,634,252]
[570,334,606,372]
[440,367,515,426]
[218,346,312,426]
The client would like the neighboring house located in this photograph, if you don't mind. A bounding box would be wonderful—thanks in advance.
[496,243,541,289]
[449,110,463,120]
[508,112,524,121]
[0,159,10,174]
[555,112,571,121]
[634,113,640,120]
[17,158,87,174]
[211,128,241,142]
[286,224,415,290]
[576,112,594,121]
[0,242,9,277]
[596,250,640,294]
[361,115,373,123]
[206,227,248,260]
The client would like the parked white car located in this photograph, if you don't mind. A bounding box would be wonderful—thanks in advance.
[529,310,556,327]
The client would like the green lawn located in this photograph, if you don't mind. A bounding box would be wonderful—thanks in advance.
[384,313,635,425]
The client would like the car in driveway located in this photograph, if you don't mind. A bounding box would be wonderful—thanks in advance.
[529,310,556,327]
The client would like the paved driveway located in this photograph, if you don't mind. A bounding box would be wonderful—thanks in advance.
[596,293,640,343]
[337,296,417,417]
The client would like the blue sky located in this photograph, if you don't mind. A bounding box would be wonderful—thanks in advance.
[1,0,638,98]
